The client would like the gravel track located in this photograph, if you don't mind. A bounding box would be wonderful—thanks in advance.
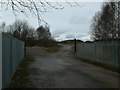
[27,44,119,88]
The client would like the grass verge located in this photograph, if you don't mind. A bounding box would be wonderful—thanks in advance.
[75,56,120,73]
[7,55,34,88]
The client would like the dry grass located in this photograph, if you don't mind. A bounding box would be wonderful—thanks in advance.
[42,45,62,53]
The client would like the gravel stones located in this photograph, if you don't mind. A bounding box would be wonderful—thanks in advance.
[27,46,47,56]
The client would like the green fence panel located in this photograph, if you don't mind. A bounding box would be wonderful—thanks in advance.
[76,40,120,68]
[2,33,24,88]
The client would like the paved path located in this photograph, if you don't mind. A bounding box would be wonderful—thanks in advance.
[28,44,119,88]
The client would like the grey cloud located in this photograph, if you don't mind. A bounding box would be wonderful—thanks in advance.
[53,34,60,38]
[76,34,85,38]
[55,30,67,35]
[65,34,75,39]
[70,16,88,25]
[52,28,72,38]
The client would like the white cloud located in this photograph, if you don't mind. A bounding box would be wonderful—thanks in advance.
[54,32,93,42]
[79,35,93,42]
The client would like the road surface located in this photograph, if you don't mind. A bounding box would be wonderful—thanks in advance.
[28,44,119,88]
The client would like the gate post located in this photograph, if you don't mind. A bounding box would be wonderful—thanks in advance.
[24,42,26,57]
[74,38,76,53]
[0,32,2,90]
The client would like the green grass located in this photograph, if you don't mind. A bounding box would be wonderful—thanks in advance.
[7,55,35,88]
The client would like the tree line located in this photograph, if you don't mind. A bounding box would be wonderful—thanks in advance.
[0,20,57,47]
[91,1,120,40]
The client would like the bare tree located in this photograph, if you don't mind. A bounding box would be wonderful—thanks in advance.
[6,20,33,40]
[27,27,35,40]
[0,0,82,24]
[91,1,119,40]
[36,25,51,40]
[0,21,6,32]
[91,12,102,40]
[20,24,29,41]
[116,1,120,38]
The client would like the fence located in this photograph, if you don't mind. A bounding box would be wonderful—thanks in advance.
[75,40,120,68]
[1,33,24,89]
[0,32,2,90]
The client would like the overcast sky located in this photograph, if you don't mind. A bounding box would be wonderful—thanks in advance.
[0,2,103,41]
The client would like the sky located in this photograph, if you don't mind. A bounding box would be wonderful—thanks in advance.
[0,2,103,41]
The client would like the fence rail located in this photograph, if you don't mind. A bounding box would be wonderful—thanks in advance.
[75,40,120,68]
[1,33,24,88]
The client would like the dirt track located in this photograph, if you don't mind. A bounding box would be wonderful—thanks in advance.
[28,44,119,88]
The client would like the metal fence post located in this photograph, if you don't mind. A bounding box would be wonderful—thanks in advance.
[24,42,26,57]
[94,42,96,62]
[74,38,76,53]
[0,32,2,90]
